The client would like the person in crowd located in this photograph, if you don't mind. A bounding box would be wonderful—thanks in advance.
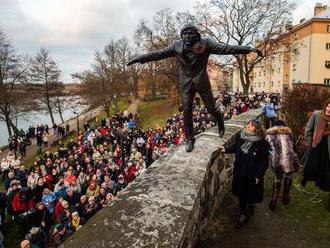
[49,224,73,248]
[31,202,53,234]
[260,98,277,129]
[220,119,270,228]
[302,99,330,210]
[265,120,300,211]
[84,196,101,220]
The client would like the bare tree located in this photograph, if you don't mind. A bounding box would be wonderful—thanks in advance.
[196,0,296,94]
[0,29,31,137]
[29,48,62,124]
[53,96,70,123]
[73,38,131,116]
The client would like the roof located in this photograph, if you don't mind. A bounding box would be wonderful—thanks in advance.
[315,7,330,19]
[275,8,330,41]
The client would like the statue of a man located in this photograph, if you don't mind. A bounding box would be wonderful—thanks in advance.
[128,24,261,152]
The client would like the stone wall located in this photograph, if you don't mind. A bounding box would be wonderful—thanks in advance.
[63,109,263,248]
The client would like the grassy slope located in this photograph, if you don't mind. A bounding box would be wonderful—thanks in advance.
[138,98,180,129]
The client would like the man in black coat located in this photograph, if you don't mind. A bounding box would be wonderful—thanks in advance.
[128,24,261,152]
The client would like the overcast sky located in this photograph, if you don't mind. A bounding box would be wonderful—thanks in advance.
[1,0,329,82]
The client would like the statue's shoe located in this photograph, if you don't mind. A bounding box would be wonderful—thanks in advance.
[185,139,195,153]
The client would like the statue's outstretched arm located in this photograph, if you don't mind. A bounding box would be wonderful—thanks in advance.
[127,45,175,66]
[206,39,262,57]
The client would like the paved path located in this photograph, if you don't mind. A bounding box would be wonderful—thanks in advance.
[125,99,140,115]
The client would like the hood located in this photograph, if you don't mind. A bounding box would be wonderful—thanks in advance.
[266,126,292,135]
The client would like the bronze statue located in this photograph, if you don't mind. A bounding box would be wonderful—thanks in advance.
[128,24,261,152]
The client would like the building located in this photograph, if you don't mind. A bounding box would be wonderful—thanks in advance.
[207,59,233,92]
[233,3,330,93]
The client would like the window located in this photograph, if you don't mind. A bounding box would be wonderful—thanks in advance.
[293,64,297,71]
[258,82,261,87]
[278,81,281,87]
[326,43,330,50]
[271,81,274,87]
[325,78,330,85]
[326,61,330,68]
[327,25,330,32]
[285,74,288,80]
[263,82,266,87]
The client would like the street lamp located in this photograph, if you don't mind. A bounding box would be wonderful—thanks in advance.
[73,111,80,132]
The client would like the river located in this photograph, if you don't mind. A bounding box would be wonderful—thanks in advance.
[0,97,86,147]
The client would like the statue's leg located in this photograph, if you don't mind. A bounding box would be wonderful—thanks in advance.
[181,88,195,152]
[199,89,225,138]
[181,89,194,140]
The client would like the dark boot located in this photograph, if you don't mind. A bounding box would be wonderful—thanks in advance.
[235,214,249,229]
[269,182,281,211]
[283,178,292,205]
[218,118,225,138]
[185,138,195,153]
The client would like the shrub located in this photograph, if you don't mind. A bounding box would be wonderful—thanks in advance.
[281,84,330,155]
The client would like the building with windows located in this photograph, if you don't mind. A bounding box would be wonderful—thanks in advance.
[233,3,330,93]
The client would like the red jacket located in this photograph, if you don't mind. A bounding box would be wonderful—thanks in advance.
[54,202,64,221]
[12,194,34,212]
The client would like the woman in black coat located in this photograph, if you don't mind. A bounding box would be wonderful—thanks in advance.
[31,202,53,234]
[221,119,270,228]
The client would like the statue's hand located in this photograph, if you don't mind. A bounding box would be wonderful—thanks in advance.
[127,57,140,66]
[252,48,262,57]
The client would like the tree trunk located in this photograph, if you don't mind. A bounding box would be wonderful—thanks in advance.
[47,104,55,124]
[8,117,19,135]
[133,76,139,99]
[239,66,250,95]
[57,100,64,123]
[59,111,64,124]
[4,113,13,138]
[114,100,119,113]
[104,100,111,117]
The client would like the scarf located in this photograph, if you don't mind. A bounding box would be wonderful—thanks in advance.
[240,130,262,154]
[312,111,330,148]
[72,217,80,229]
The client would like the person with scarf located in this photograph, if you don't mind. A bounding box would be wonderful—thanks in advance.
[302,99,330,210]
[265,120,300,211]
[220,119,270,228]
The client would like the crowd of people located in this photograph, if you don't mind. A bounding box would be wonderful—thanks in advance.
[0,92,284,247]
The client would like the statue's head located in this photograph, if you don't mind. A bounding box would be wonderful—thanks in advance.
[180,23,200,45]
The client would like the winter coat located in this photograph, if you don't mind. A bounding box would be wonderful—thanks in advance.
[42,193,57,214]
[261,102,276,118]
[225,133,270,203]
[11,193,34,213]
[265,126,300,174]
[305,110,330,157]
[31,208,53,232]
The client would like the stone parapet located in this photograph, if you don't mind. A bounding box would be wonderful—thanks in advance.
[63,109,263,248]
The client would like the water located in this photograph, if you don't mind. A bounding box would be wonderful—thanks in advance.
[0,97,86,146]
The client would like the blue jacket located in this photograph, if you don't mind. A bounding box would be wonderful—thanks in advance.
[261,103,276,118]
[42,193,57,214]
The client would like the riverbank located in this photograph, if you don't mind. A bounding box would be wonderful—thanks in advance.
[0,106,102,163]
